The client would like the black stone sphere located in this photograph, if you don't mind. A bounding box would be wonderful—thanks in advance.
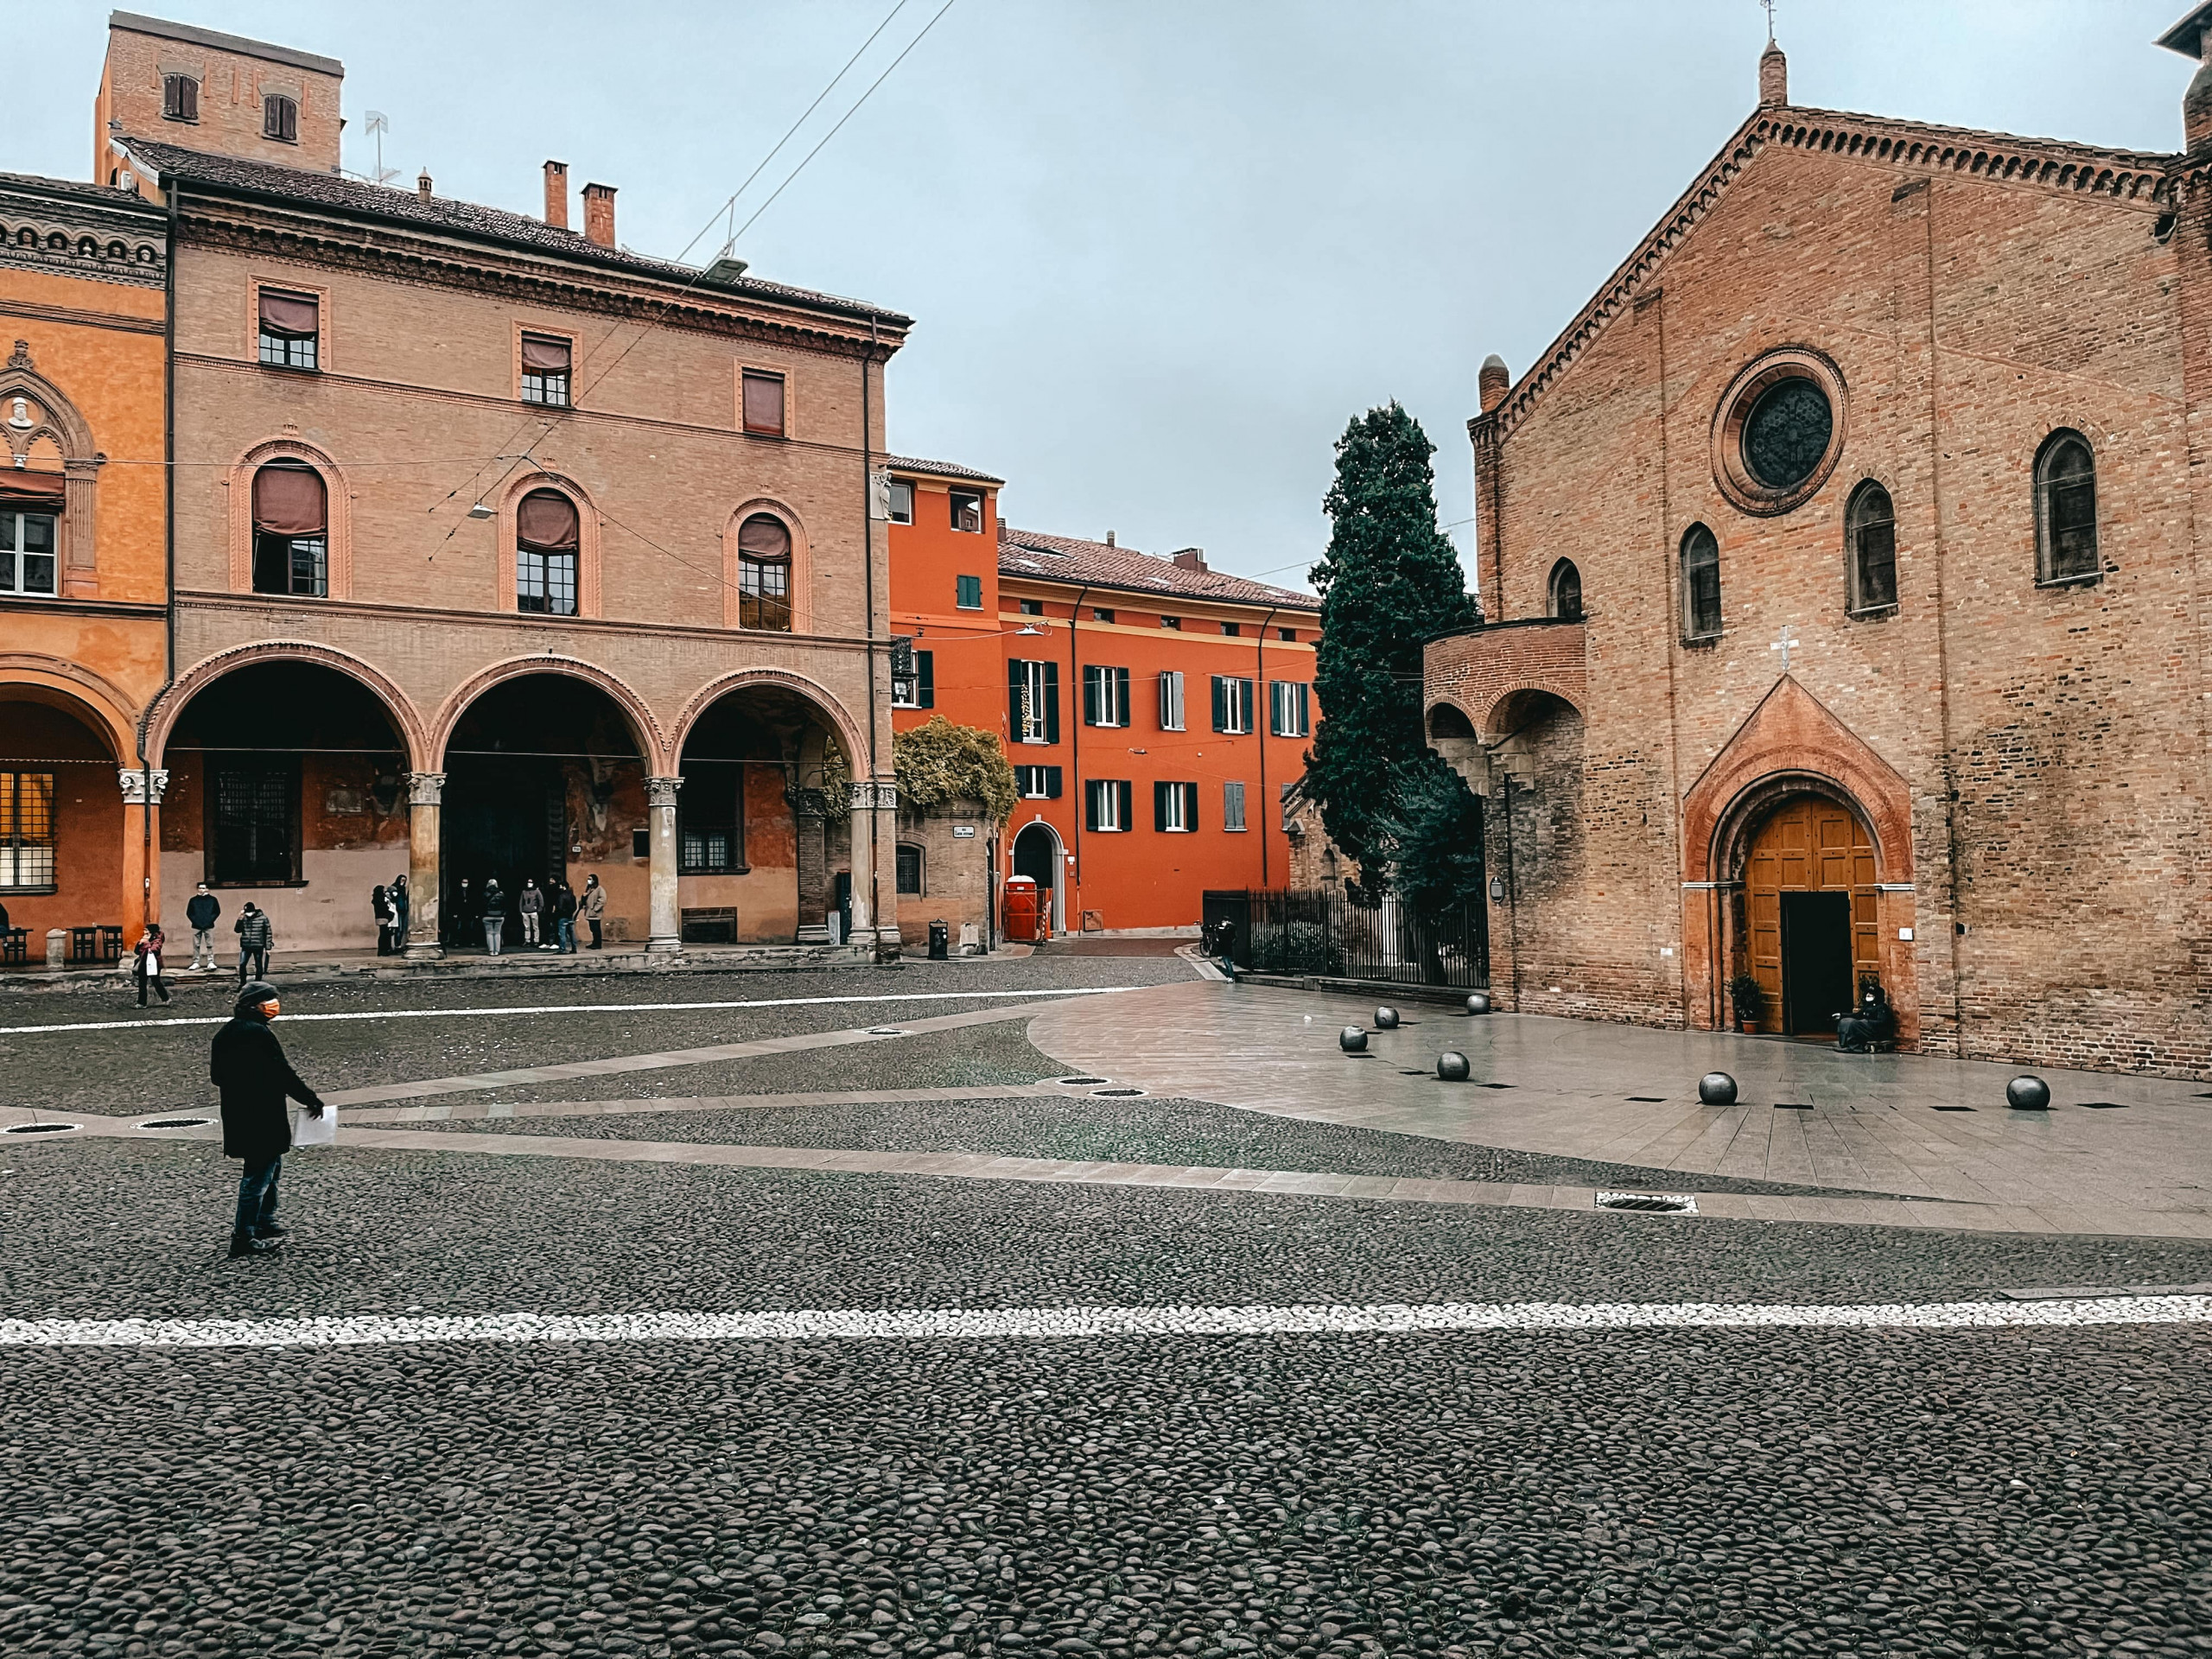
[1339,1027,1369,1053]
[1436,1051,1471,1082]
[2006,1074,2052,1111]
[1373,1007,1400,1030]
[1465,991,1492,1015]
[1697,1071,1739,1106]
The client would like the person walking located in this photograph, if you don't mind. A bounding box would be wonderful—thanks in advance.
[580,874,606,950]
[372,885,392,957]
[212,979,325,1258]
[390,874,410,954]
[481,877,506,956]
[234,901,272,983]
[552,879,578,953]
[186,882,221,971]
[518,878,543,948]
[132,923,172,1007]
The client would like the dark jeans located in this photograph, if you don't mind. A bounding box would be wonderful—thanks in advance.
[232,1155,282,1238]
[556,917,576,953]
[588,918,602,949]
[237,946,268,982]
[137,969,168,1006]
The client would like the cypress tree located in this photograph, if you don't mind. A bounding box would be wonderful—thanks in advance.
[1306,402,1479,887]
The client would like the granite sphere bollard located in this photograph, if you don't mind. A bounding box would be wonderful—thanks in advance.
[1373,1007,1400,1030]
[2005,1074,2052,1111]
[1436,1051,1471,1082]
[1465,991,1492,1015]
[1339,1026,1369,1053]
[1697,1071,1738,1106]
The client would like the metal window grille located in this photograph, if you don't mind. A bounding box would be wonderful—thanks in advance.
[0,772,56,890]
[211,761,296,884]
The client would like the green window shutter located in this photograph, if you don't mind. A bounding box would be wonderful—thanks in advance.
[1154,780,1168,831]
[1211,676,1227,732]
[1046,766,1063,799]
[1083,665,1101,727]
[1043,661,1060,743]
[1008,659,1024,733]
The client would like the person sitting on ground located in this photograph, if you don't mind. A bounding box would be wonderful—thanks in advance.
[1834,980,1897,1054]
[211,979,325,1258]
[186,882,220,971]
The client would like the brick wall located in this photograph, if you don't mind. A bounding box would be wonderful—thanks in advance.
[1440,107,2212,1077]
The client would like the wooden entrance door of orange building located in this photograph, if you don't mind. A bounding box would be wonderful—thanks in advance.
[1743,796,1879,1035]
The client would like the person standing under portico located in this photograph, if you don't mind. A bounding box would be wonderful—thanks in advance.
[518,878,543,948]
[186,882,220,971]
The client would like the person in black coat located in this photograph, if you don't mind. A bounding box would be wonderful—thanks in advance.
[211,979,326,1258]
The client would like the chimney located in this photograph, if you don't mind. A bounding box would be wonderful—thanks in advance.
[582,182,616,249]
[1758,39,1788,109]
[416,170,432,203]
[2165,3,2212,152]
[1104,531,1116,547]
[1478,353,1510,414]
[1171,548,1207,573]
[543,161,569,229]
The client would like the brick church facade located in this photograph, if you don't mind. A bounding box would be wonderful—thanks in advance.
[1426,16,2212,1078]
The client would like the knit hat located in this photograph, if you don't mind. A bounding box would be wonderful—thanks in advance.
[234,980,279,1016]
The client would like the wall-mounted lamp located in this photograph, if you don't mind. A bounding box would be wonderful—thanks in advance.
[1489,876,1506,902]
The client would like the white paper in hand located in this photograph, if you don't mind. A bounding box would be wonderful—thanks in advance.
[289,1103,336,1148]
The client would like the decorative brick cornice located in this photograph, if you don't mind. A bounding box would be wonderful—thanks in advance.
[178,205,897,363]
[1488,106,2185,443]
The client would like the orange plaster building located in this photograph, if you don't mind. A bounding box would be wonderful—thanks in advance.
[886,455,1321,935]
[0,169,169,964]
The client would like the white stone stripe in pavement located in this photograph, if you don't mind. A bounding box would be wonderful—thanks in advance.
[4,1295,2209,1350]
[0,987,1135,1039]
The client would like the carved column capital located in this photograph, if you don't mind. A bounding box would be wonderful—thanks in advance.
[645,775,684,810]
[849,780,897,812]
[406,770,446,807]
[117,767,169,805]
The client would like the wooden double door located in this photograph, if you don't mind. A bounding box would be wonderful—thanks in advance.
[1744,797,1878,1035]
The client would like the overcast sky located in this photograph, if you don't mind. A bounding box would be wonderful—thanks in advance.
[13,1,2200,593]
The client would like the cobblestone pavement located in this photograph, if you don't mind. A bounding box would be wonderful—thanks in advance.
[5,963,2212,1656]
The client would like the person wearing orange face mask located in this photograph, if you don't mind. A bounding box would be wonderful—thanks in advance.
[210,979,327,1258]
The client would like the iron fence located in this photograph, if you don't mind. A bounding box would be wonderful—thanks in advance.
[1202,888,1488,989]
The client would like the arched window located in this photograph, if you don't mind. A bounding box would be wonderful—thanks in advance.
[516,489,580,616]
[2035,430,2097,584]
[1548,558,1584,622]
[1680,524,1721,640]
[1845,480,1897,614]
[251,461,327,596]
[737,513,793,631]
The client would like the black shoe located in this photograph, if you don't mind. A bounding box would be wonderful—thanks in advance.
[227,1233,276,1259]
[255,1224,289,1239]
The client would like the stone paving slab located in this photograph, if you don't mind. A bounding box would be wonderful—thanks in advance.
[1024,983,2212,1221]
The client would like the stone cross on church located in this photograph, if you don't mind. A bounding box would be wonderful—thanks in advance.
[1770,626,1799,673]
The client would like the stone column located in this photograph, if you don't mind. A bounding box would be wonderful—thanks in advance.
[116,766,168,939]
[645,775,683,953]
[404,772,445,960]
[847,778,894,947]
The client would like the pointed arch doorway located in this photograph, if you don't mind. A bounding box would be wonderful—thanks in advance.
[1742,794,1878,1034]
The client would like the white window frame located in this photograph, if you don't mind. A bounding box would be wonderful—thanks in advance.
[1014,766,1059,800]
[1018,660,1051,745]
[1223,780,1247,833]
[1,510,60,598]
[1159,781,1194,834]
[888,480,915,524]
[1086,779,1129,832]
[1158,670,1185,731]
[1084,664,1129,728]
[1213,675,1254,735]
[1269,679,1310,738]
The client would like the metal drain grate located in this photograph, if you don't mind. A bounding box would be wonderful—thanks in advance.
[1595,1191,1699,1215]
[5,1122,80,1135]
[1056,1076,1108,1086]
[1093,1086,1144,1098]
[2077,1102,2130,1110]
[141,1117,212,1129]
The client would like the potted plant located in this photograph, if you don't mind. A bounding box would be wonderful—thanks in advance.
[1728,972,1764,1033]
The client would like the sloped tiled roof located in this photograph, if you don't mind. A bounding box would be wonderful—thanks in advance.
[885,453,1004,485]
[119,137,909,326]
[0,169,165,215]
[1000,525,1319,612]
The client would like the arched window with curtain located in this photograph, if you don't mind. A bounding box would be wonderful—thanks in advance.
[1548,557,1583,622]
[251,461,327,596]
[737,512,793,631]
[1845,480,1897,614]
[1680,523,1721,640]
[516,489,580,616]
[2035,430,2097,583]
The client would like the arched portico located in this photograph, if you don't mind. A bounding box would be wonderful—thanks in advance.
[0,671,147,951]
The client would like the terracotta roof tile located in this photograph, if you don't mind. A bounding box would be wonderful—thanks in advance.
[118,137,908,326]
[1000,525,1319,612]
[884,454,1004,485]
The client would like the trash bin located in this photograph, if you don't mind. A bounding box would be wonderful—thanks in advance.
[927,918,949,960]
